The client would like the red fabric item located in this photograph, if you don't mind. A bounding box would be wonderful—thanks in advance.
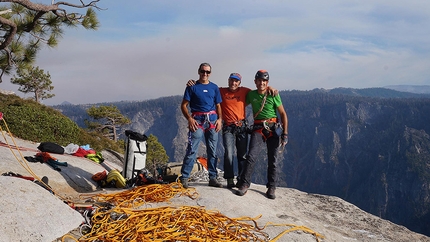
[73,147,92,157]
[86,149,96,155]
[92,170,107,181]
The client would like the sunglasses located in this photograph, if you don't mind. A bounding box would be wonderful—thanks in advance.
[199,70,211,74]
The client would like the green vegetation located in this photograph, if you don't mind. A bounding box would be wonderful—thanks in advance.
[85,105,131,142]
[146,134,169,176]
[0,1,100,82]
[0,92,123,153]
[11,66,54,103]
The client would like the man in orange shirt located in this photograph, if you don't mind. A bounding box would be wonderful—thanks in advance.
[219,73,250,188]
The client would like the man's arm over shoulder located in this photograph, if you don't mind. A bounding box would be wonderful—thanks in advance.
[267,86,279,96]
[186,80,196,87]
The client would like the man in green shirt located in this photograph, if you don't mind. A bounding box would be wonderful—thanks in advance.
[236,70,288,199]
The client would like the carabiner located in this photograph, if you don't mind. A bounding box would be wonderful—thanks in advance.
[263,121,271,131]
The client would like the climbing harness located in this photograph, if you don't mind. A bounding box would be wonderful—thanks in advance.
[192,110,217,131]
[252,118,278,141]
[185,110,218,155]
[223,119,248,135]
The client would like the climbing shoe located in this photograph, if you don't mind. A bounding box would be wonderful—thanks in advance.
[41,176,49,185]
[227,178,236,189]
[180,178,189,189]
[266,187,276,199]
[236,184,249,196]
[208,179,223,188]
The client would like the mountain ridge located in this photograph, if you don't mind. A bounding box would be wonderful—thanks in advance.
[52,85,430,106]
[54,87,430,236]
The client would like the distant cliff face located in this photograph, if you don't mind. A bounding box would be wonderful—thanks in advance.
[56,90,430,236]
[279,92,430,236]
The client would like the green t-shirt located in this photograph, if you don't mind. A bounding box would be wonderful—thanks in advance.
[246,90,283,120]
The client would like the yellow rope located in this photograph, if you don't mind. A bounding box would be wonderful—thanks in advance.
[71,183,324,242]
[61,233,79,242]
[80,205,271,241]
[261,222,325,242]
[0,117,62,198]
[80,181,200,208]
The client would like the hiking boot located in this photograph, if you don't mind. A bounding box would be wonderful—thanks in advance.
[236,184,249,196]
[235,180,243,189]
[266,187,276,199]
[208,179,223,188]
[180,178,189,189]
[227,178,236,189]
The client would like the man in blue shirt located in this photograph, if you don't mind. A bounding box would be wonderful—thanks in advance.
[180,63,223,188]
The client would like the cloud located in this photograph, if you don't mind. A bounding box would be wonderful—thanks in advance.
[1,1,429,105]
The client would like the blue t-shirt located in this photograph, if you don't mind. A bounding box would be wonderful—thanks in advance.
[183,81,222,113]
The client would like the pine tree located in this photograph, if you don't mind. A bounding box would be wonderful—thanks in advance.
[10,66,54,102]
[85,105,130,142]
[146,134,169,177]
[0,1,100,82]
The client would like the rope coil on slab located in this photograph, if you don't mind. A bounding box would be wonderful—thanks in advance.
[71,182,324,242]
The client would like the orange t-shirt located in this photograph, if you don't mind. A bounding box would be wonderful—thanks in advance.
[219,87,251,125]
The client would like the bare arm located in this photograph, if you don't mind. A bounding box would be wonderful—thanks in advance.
[215,103,223,132]
[181,99,198,132]
[277,104,288,146]
[267,86,279,96]
[186,80,196,87]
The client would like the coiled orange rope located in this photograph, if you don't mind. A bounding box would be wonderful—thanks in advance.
[81,205,272,241]
[80,182,199,208]
[71,183,324,242]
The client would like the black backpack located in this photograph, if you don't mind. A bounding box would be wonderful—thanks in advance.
[37,142,64,154]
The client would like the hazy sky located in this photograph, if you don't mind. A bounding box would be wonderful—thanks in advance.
[1,0,430,105]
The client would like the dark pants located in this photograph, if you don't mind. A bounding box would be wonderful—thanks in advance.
[222,125,248,180]
[241,128,280,188]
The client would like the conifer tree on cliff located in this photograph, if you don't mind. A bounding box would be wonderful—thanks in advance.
[146,134,169,177]
[85,105,130,142]
[10,65,54,103]
[0,0,101,82]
